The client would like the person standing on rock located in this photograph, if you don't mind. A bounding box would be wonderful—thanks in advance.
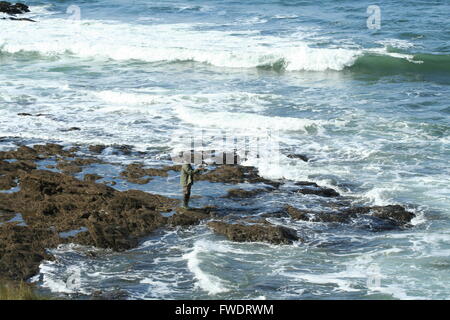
[180,162,204,209]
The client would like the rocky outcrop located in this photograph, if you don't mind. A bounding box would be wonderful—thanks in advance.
[56,158,103,175]
[0,2,29,15]
[293,181,340,197]
[168,207,213,227]
[0,143,78,161]
[0,2,35,22]
[286,154,309,162]
[196,165,281,187]
[0,143,421,285]
[224,188,269,199]
[0,159,180,280]
[207,220,300,244]
[0,224,59,281]
[120,163,181,184]
[88,145,106,154]
[340,205,416,225]
[285,204,415,227]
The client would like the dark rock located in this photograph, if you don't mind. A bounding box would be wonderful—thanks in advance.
[286,204,415,226]
[56,161,82,175]
[4,16,35,22]
[56,158,104,175]
[33,143,76,158]
[196,165,281,187]
[0,145,40,161]
[0,2,30,15]
[83,174,103,183]
[0,224,59,281]
[60,127,81,132]
[287,154,309,162]
[207,220,299,244]
[168,207,212,227]
[120,163,181,184]
[285,205,352,223]
[89,145,106,154]
[368,205,415,225]
[0,174,17,190]
[296,186,340,197]
[224,188,269,198]
[0,164,179,270]
[173,149,243,165]
[294,181,319,187]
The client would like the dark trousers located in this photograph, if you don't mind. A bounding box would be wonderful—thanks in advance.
[182,184,192,207]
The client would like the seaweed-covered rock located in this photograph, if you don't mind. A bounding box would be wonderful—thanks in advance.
[168,207,213,227]
[287,154,309,162]
[296,186,340,198]
[120,163,181,184]
[0,224,59,281]
[342,205,415,225]
[224,188,269,199]
[84,174,103,182]
[0,146,40,161]
[207,220,299,244]
[88,145,106,154]
[284,205,351,223]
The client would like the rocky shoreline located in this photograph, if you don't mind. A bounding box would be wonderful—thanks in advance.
[0,1,35,22]
[0,142,416,288]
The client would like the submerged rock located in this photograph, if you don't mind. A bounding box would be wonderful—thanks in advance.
[224,188,269,198]
[83,174,103,182]
[196,165,281,187]
[168,207,213,227]
[287,154,309,162]
[285,204,415,227]
[88,145,106,154]
[0,224,59,281]
[285,205,351,223]
[207,220,299,244]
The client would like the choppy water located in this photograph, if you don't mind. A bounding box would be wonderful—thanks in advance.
[1,0,449,299]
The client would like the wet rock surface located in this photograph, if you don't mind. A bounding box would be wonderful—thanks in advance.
[0,1,29,15]
[285,204,415,227]
[0,2,36,22]
[286,154,309,162]
[120,163,181,184]
[293,181,340,197]
[168,207,213,227]
[0,145,184,280]
[0,143,419,285]
[224,188,270,198]
[195,165,281,187]
[207,220,300,244]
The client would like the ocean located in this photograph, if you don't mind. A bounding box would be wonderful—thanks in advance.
[0,0,449,299]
